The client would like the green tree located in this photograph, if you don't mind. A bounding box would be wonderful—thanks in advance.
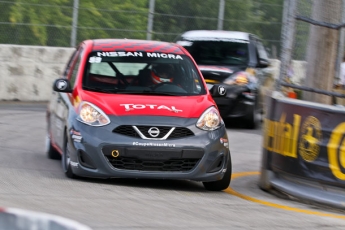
[153,0,220,41]
[76,0,148,44]
[7,0,148,46]
[9,0,72,46]
[3,0,284,49]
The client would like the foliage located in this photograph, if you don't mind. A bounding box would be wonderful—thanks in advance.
[0,0,283,49]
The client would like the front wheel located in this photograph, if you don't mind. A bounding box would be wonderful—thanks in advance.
[62,134,77,179]
[203,154,232,191]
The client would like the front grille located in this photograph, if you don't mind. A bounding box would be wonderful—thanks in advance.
[113,125,139,137]
[106,156,200,172]
[102,145,204,172]
[113,125,194,139]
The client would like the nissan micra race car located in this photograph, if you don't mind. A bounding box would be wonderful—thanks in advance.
[46,39,231,191]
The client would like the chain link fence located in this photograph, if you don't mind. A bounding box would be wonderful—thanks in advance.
[278,0,345,104]
[0,0,283,58]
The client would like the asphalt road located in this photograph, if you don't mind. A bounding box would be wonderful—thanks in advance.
[1,102,345,230]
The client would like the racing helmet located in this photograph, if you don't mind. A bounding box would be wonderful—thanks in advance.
[151,64,174,84]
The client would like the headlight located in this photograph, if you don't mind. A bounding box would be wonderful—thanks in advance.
[77,102,110,126]
[223,71,249,85]
[196,106,223,131]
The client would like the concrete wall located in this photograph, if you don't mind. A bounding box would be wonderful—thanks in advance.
[0,44,306,102]
[0,45,74,101]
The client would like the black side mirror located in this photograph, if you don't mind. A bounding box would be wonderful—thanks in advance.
[53,78,73,93]
[210,84,227,97]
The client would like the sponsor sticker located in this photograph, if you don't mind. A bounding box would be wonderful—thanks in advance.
[132,142,176,147]
[120,104,182,113]
[92,52,183,60]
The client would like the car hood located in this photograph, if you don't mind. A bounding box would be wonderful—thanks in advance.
[76,90,215,118]
[198,65,244,83]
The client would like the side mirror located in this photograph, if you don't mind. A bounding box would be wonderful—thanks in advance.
[53,78,73,93]
[210,84,227,97]
[258,59,270,68]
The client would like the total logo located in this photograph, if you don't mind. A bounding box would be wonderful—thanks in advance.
[120,104,182,113]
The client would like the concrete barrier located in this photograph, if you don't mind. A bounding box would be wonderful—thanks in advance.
[0,44,308,102]
[0,44,74,101]
[259,91,345,210]
[0,207,92,230]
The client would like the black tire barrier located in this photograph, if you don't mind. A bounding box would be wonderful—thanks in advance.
[259,91,345,210]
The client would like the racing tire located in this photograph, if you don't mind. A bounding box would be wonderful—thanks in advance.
[244,107,259,129]
[45,134,61,160]
[203,154,232,191]
[62,134,77,179]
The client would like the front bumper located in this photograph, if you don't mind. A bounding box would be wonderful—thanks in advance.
[214,95,255,119]
[67,116,230,182]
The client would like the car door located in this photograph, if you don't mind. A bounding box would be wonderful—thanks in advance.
[51,46,83,150]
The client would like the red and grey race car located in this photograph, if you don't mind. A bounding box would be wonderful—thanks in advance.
[46,39,231,191]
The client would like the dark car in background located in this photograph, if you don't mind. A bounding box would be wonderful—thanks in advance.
[175,30,271,129]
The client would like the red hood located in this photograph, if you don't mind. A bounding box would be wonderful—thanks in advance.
[75,90,215,118]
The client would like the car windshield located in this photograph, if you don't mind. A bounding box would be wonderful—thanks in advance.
[82,51,206,96]
[181,40,249,66]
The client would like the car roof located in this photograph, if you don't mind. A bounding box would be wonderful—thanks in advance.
[86,39,186,55]
[179,30,252,42]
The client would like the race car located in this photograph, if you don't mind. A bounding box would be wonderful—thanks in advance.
[175,30,271,129]
[45,38,232,191]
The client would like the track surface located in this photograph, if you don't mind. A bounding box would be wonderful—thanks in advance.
[1,102,345,230]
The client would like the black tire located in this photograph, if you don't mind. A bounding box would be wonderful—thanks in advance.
[62,134,77,179]
[45,134,61,160]
[244,107,259,129]
[203,154,232,191]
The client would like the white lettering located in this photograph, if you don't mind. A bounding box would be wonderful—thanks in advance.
[120,104,133,111]
[175,55,183,60]
[146,104,157,109]
[133,104,145,109]
[121,104,182,112]
[97,52,107,57]
[108,52,117,57]
[97,52,182,59]
[147,53,157,57]
[171,106,183,113]
[132,142,176,147]
[157,105,171,111]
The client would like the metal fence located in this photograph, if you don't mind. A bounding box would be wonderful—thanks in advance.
[278,0,345,104]
[0,0,283,58]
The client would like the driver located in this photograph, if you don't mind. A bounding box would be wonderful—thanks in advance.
[151,63,175,85]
